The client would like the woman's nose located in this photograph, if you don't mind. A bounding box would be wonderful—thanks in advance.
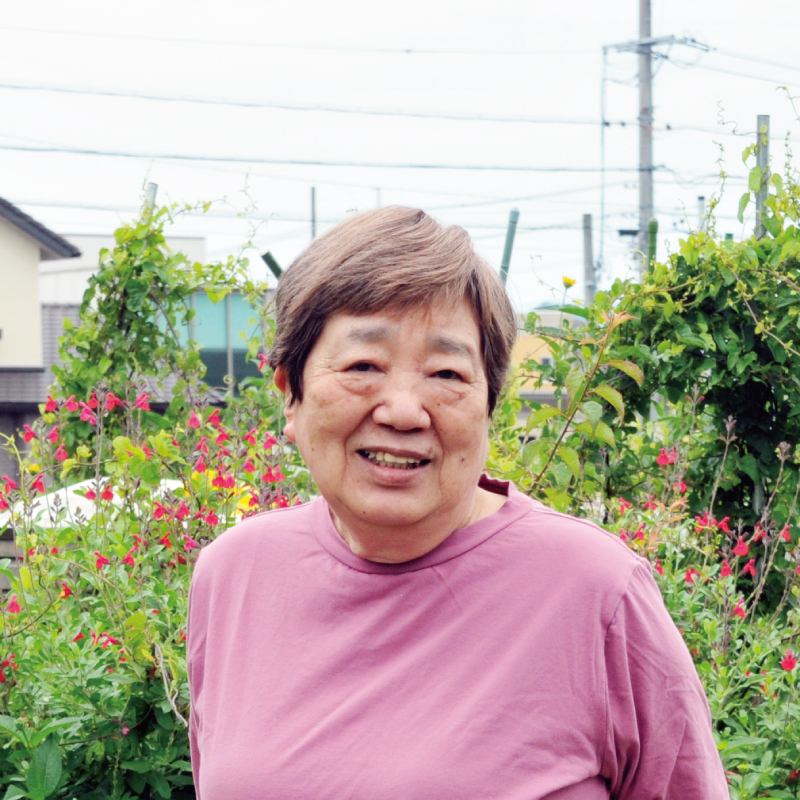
[372,375,431,431]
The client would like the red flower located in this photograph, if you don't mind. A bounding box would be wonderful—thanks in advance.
[105,392,124,411]
[781,525,792,542]
[244,428,257,446]
[2,476,18,493]
[45,395,58,412]
[263,433,277,450]
[742,558,757,577]
[215,431,229,444]
[32,475,45,494]
[84,489,96,501]
[55,443,68,462]
[175,500,190,520]
[132,534,143,551]
[134,392,151,411]
[154,502,170,520]
[654,559,664,576]
[79,403,97,425]
[754,526,766,543]
[248,492,259,508]
[717,517,731,534]
[94,551,110,569]
[64,395,79,412]
[733,598,746,619]
[48,426,59,444]
[618,498,632,514]
[262,466,285,483]
[101,486,114,501]
[212,472,235,489]
[22,424,36,443]
[673,479,687,494]
[7,595,21,613]
[188,410,201,429]
[59,582,72,599]
[122,550,135,568]
[634,524,645,541]
[656,447,677,466]
[205,510,219,525]
[243,458,256,473]
[195,456,207,474]
[51,547,59,554]
[720,560,732,578]
[781,650,798,672]
[258,353,269,371]
[183,535,199,552]
[685,567,701,585]
[0,495,7,512]
[196,437,209,454]
[159,534,173,549]
[207,409,222,428]
[87,393,98,409]
[733,538,749,557]
[177,554,187,564]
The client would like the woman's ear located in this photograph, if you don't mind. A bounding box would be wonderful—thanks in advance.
[274,366,296,443]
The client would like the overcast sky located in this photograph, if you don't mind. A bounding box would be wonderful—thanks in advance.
[2,0,800,311]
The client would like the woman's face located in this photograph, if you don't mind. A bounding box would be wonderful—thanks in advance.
[278,299,491,556]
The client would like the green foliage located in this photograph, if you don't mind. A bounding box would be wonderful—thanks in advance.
[0,386,309,799]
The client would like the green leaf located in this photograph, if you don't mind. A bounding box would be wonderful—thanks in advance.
[26,737,62,800]
[558,445,581,479]
[121,760,153,774]
[594,421,617,451]
[581,400,603,432]
[603,359,644,386]
[2,787,26,800]
[592,384,625,422]
[739,453,760,484]
[738,192,750,223]
[525,405,563,433]
[149,772,172,799]
[565,369,585,412]
[748,166,763,193]
[0,714,18,735]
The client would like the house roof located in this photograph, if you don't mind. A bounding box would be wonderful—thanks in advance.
[0,198,81,260]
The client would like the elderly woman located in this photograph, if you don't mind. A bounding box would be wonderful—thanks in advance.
[187,207,727,799]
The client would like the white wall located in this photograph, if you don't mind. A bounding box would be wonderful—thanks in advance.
[0,217,42,367]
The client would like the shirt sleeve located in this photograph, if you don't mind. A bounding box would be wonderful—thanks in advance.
[187,551,210,800]
[601,562,729,799]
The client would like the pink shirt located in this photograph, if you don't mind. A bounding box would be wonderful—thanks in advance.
[188,478,728,799]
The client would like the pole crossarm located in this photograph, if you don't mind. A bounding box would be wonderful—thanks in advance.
[603,36,709,54]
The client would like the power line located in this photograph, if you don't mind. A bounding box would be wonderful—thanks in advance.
[669,59,800,87]
[0,143,641,172]
[0,81,614,126]
[711,47,800,75]
[0,25,595,56]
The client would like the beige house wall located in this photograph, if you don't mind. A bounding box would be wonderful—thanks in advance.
[0,217,42,367]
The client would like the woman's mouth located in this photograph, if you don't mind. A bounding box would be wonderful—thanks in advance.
[358,450,431,470]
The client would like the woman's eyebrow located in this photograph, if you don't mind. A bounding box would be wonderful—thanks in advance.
[344,325,391,344]
[426,334,476,360]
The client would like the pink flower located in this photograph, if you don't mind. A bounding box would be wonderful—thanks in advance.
[742,558,757,577]
[79,403,97,425]
[211,472,235,489]
[132,534,143,552]
[717,517,731,534]
[32,475,45,494]
[207,409,221,428]
[733,538,749,557]
[134,392,151,411]
[733,599,746,619]
[154,502,170,520]
[205,510,219,525]
[0,495,7,512]
[188,410,201,429]
[195,437,209,455]
[175,500,190,520]
[64,395,79,412]
[243,458,256,473]
[215,431,229,444]
[7,595,21,614]
[781,525,792,542]
[618,498,632,514]
[87,393,99,409]
[244,428,257,446]
[258,353,269,371]
[94,551,110,569]
[159,534,173,549]
[183,536,199,552]
[48,426,59,444]
[73,632,85,642]
[781,650,798,672]
[84,489,96,501]
[654,559,664,576]
[634,525,645,541]
[685,567,701,584]
[195,456,207,474]
[122,550,135,568]
[122,727,130,736]
[55,443,68,462]
[101,486,114,501]
[673,479,687,494]
[262,466,285,483]
[59,582,72,599]
[2,476,18,493]
[754,526,765,543]
[22,424,36,443]
[720,560,732,578]
[656,447,677,466]
[45,395,58,412]
[106,392,124,411]
[263,433,277,450]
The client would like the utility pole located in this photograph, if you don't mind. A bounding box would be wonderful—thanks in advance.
[499,208,519,287]
[583,214,595,305]
[697,196,705,233]
[637,0,653,269]
[755,115,770,239]
[311,187,317,240]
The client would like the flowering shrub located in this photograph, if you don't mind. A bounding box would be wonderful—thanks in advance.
[0,385,309,799]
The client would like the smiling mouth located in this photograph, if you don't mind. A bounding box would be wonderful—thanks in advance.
[358,450,431,470]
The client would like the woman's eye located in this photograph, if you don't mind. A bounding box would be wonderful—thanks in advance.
[349,362,376,373]
[434,369,463,381]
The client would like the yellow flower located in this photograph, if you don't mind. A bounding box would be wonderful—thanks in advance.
[562,276,576,288]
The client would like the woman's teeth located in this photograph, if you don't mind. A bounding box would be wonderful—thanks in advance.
[362,450,423,469]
